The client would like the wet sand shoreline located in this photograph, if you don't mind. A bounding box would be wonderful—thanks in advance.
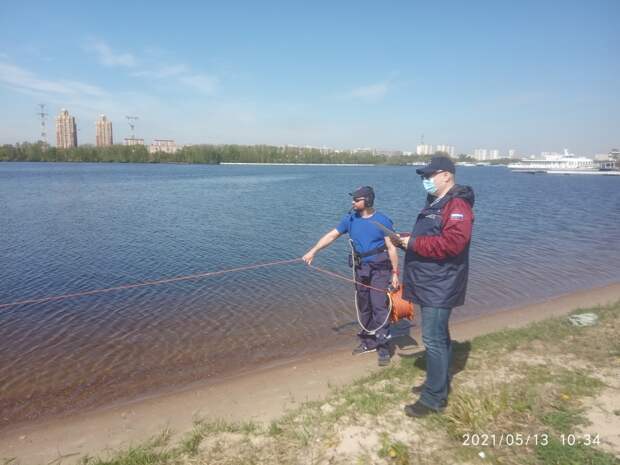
[2,282,620,463]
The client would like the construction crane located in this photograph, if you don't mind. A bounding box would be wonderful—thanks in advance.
[36,103,48,145]
[126,115,139,139]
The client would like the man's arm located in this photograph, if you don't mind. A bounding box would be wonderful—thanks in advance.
[385,235,400,289]
[302,229,341,264]
[409,198,473,259]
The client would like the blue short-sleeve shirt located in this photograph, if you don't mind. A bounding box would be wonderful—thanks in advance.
[336,211,394,263]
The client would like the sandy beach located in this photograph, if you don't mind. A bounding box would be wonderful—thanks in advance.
[2,282,619,464]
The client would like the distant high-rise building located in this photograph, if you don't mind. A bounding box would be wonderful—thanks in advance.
[56,109,77,148]
[474,148,488,161]
[489,149,500,160]
[508,149,516,159]
[436,144,455,157]
[416,144,434,155]
[149,139,177,154]
[96,115,113,147]
[124,137,145,146]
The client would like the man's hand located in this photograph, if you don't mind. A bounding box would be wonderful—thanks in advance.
[303,229,341,265]
[389,234,409,250]
[391,273,400,290]
[302,250,316,265]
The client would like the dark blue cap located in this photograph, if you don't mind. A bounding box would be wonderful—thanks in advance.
[416,156,456,176]
[349,186,374,199]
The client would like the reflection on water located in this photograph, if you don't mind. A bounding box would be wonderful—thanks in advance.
[1,163,619,428]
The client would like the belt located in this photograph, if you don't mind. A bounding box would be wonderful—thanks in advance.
[354,245,387,258]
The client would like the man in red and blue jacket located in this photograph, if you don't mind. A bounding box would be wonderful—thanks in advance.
[391,156,475,417]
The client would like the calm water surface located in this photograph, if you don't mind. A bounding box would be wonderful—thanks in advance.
[1,162,619,428]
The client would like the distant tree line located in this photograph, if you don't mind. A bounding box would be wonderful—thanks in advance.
[0,142,451,165]
[0,142,153,163]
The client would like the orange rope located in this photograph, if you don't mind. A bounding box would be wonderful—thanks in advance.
[0,258,303,310]
[306,264,388,293]
[0,257,390,311]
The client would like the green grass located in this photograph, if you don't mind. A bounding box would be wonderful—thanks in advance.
[80,430,173,465]
[378,433,411,465]
[80,445,172,465]
[541,409,586,434]
[434,384,515,438]
[471,303,618,357]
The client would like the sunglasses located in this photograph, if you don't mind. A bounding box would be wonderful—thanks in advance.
[353,197,366,202]
[420,170,444,180]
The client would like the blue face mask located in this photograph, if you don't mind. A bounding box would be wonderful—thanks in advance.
[422,178,437,195]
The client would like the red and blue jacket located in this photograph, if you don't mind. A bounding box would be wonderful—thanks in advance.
[402,185,475,308]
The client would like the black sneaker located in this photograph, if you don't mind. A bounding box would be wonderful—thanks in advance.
[352,343,376,356]
[378,353,391,366]
[404,401,443,418]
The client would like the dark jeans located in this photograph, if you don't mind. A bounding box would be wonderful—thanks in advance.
[419,306,453,410]
[355,262,391,356]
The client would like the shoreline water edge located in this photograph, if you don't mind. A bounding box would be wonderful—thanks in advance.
[1,281,619,463]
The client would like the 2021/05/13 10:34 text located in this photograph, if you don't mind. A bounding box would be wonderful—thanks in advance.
[462,433,601,448]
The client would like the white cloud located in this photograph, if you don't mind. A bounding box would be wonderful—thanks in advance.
[130,64,189,79]
[345,82,389,102]
[85,39,137,68]
[0,61,104,97]
[83,38,219,96]
[178,74,218,94]
[131,65,219,95]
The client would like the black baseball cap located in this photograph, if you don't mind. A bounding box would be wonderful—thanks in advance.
[416,156,456,176]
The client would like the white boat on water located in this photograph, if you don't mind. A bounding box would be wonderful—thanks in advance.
[508,150,619,176]
[545,170,620,176]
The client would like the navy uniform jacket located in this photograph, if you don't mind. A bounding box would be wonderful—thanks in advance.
[403,185,475,308]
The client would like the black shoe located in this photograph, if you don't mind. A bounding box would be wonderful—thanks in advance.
[378,353,391,366]
[404,401,443,418]
[352,343,376,356]
[412,383,451,395]
[411,383,425,394]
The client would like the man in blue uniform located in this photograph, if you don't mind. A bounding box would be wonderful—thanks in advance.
[303,186,400,366]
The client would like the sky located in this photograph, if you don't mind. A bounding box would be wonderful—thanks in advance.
[0,0,618,155]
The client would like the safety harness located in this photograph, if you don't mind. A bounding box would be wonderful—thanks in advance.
[348,244,387,268]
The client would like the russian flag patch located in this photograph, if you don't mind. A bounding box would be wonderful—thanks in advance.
[450,213,464,220]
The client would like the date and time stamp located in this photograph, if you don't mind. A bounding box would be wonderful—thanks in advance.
[462,432,602,448]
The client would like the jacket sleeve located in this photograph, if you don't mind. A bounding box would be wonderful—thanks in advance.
[409,198,473,259]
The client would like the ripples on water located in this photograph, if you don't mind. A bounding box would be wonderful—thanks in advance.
[1,163,619,427]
